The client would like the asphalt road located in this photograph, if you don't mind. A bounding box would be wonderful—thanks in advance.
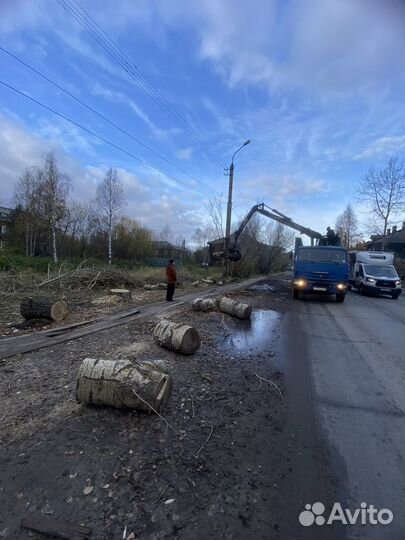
[278,289,405,540]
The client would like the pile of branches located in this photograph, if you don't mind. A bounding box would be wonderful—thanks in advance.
[37,266,139,290]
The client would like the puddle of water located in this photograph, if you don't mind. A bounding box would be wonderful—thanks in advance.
[224,309,280,352]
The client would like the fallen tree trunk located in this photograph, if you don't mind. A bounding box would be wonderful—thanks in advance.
[109,288,132,301]
[192,297,217,312]
[219,297,252,319]
[153,320,201,355]
[20,297,69,322]
[76,358,172,412]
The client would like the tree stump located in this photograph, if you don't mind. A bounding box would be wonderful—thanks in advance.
[153,320,201,355]
[76,358,172,412]
[219,297,252,319]
[20,297,69,322]
[109,289,132,301]
[192,297,217,312]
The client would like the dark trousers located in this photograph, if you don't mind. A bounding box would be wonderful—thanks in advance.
[166,283,175,301]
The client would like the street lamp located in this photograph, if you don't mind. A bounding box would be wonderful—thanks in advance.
[224,139,251,276]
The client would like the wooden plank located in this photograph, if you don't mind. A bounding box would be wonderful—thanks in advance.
[21,515,91,539]
[0,310,140,359]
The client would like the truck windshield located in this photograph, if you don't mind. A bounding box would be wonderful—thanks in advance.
[364,265,397,278]
[298,248,347,263]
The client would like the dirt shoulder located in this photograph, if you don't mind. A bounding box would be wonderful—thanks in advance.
[0,277,219,338]
[1,275,294,539]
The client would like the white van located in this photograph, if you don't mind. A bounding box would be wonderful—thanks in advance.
[348,251,402,299]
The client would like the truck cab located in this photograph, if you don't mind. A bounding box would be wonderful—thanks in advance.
[348,251,402,299]
[293,245,349,302]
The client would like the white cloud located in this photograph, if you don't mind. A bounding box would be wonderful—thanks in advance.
[5,0,402,99]
[128,101,167,141]
[175,147,193,160]
[92,82,180,141]
[0,113,207,237]
[153,0,403,98]
[353,136,405,160]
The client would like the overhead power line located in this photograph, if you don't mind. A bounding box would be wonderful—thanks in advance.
[0,45,221,197]
[57,0,225,170]
[0,78,217,199]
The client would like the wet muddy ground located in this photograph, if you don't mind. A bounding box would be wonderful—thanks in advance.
[0,276,336,539]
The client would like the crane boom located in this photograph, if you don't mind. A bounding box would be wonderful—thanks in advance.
[231,203,323,248]
[210,202,325,262]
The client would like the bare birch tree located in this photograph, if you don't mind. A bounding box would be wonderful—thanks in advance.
[38,153,71,263]
[206,197,225,239]
[357,157,405,245]
[335,204,360,248]
[14,167,41,256]
[96,168,125,264]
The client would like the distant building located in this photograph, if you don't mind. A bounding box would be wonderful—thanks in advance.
[366,222,405,259]
[145,240,189,267]
[0,207,13,250]
[151,240,183,259]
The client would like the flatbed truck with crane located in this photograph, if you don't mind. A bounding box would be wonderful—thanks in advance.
[209,203,349,302]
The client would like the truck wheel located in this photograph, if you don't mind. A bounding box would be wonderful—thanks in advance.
[391,293,400,300]
[336,293,345,303]
[293,288,300,300]
[359,285,366,296]
[347,284,352,291]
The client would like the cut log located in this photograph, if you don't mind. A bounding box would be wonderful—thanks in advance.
[76,358,172,412]
[201,279,214,284]
[144,284,159,291]
[192,297,217,312]
[219,297,252,319]
[20,297,69,322]
[109,288,131,301]
[192,280,200,287]
[153,320,201,355]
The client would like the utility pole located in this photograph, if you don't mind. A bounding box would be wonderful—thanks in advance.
[224,162,234,277]
[223,140,251,277]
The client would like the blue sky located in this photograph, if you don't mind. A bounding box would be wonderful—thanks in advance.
[0,0,404,242]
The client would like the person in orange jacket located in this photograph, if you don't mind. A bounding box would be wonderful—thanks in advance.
[165,258,177,301]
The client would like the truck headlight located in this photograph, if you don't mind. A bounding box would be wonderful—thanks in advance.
[366,277,376,284]
[395,280,401,286]
[294,279,307,288]
[336,283,346,290]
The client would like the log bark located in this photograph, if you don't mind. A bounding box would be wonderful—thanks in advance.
[192,297,217,312]
[153,320,201,355]
[109,288,132,301]
[20,297,69,322]
[219,297,252,319]
[76,358,172,412]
